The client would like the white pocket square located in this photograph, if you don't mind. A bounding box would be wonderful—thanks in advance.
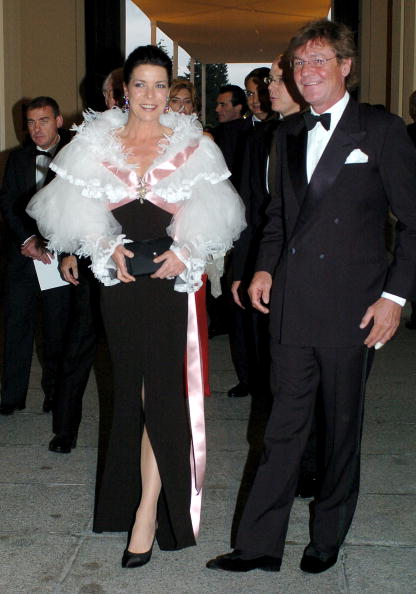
[345,148,368,164]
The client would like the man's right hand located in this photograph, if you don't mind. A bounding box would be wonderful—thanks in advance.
[248,271,272,314]
[60,255,80,286]
[21,236,52,264]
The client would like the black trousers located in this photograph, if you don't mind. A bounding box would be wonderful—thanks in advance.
[52,270,97,438]
[235,342,373,559]
[1,258,71,406]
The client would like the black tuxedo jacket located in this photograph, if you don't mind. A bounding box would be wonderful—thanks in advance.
[211,117,253,192]
[256,98,416,347]
[0,134,69,263]
[232,118,279,282]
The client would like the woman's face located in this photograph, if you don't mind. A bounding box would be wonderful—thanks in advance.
[124,64,169,121]
[169,88,194,115]
[245,77,268,120]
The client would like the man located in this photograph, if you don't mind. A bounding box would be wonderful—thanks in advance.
[231,55,316,493]
[206,86,250,340]
[0,97,96,454]
[207,19,416,575]
[211,85,250,188]
[215,84,247,124]
[232,54,306,325]
[228,56,304,400]
[0,97,69,415]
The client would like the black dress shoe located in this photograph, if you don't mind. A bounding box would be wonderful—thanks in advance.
[227,383,249,398]
[42,397,54,413]
[0,403,25,416]
[206,550,281,572]
[300,546,338,574]
[48,435,77,454]
[122,544,153,568]
[296,473,318,498]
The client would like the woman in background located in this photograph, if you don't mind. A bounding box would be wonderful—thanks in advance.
[169,78,198,115]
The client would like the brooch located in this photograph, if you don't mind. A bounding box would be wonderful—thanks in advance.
[136,177,149,203]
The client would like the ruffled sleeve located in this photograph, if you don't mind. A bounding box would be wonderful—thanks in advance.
[26,174,127,285]
[26,109,133,286]
[163,136,246,294]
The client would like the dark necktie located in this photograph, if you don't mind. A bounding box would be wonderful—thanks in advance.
[303,111,331,131]
[35,149,53,159]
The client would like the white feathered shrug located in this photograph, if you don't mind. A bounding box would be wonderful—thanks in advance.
[27,108,246,292]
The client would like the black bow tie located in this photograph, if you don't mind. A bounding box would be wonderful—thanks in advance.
[303,111,331,131]
[35,149,53,159]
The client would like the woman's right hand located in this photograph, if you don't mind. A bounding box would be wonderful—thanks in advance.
[112,244,136,283]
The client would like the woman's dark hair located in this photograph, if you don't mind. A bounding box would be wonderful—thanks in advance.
[244,67,272,117]
[123,45,172,86]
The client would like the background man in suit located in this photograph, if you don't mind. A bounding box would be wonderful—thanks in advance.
[0,96,69,415]
[230,54,317,495]
[207,86,250,342]
[207,19,416,575]
[0,96,96,454]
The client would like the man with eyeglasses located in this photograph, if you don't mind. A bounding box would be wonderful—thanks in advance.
[207,19,416,575]
[230,53,317,494]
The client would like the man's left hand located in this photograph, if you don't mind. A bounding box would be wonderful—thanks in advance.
[21,236,52,264]
[360,297,402,349]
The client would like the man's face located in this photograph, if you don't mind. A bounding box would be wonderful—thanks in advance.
[27,106,62,150]
[215,92,241,123]
[268,61,299,117]
[293,40,351,113]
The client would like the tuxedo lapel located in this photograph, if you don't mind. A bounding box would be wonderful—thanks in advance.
[287,123,308,206]
[24,150,37,194]
[307,99,366,201]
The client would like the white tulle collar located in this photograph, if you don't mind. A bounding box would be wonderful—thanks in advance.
[73,108,203,173]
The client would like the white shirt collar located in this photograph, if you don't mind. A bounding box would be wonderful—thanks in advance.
[310,91,350,131]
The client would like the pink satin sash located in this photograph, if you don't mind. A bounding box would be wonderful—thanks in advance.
[103,144,205,536]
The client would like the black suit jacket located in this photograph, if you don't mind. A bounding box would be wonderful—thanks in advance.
[211,117,253,192]
[232,118,279,282]
[0,134,69,263]
[256,98,416,347]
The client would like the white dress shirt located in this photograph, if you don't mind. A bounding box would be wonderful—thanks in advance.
[35,139,59,190]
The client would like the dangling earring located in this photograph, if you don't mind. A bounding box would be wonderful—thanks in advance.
[163,98,171,114]
[123,95,130,112]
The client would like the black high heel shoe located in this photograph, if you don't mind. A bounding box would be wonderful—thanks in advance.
[121,542,153,568]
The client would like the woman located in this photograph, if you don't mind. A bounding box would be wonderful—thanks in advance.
[168,78,198,115]
[27,46,245,567]
[244,67,273,122]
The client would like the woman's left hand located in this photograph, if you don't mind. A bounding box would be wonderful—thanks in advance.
[151,250,186,279]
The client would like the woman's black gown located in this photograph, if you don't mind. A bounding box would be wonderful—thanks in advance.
[93,199,196,550]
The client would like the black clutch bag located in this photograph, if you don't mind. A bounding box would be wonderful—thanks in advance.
[125,237,173,276]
